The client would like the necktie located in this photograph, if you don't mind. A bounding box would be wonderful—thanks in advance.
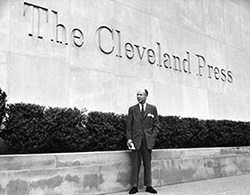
[141,104,144,117]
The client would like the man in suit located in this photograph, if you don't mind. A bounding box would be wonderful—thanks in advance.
[126,89,160,194]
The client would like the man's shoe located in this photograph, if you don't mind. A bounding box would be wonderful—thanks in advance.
[146,186,157,194]
[129,187,138,194]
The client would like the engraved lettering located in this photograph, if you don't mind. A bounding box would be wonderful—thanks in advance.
[23,2,48,39]
[96,26,114,54]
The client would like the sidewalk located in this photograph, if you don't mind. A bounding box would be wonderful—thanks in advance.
[105,174,250,195]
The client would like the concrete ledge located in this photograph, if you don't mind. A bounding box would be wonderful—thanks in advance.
[0,147,250,194]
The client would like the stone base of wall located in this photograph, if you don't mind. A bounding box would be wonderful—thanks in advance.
[0,147,250,195]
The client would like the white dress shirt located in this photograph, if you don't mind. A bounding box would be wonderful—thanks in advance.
[139,103,147,112]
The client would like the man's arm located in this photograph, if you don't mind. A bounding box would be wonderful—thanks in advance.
[126,107,133,141]
[152,106,160,137]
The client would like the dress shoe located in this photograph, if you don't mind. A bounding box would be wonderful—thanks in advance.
[146,186,157,194]
[129,187,138,194]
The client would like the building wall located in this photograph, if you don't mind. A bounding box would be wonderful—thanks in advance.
[1,0,250,121]
[1,147,250,194]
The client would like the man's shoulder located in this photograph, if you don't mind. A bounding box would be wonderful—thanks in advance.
[147,103,156,109]
[129,104,139,110]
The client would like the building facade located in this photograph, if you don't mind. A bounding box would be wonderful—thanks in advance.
[1,0,250,121]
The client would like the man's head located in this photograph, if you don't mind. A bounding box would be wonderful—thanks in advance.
[137,89,148,104]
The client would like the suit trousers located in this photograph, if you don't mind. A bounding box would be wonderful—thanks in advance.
[131,132,152,187]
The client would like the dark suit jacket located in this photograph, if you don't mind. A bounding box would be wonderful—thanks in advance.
[126,103,160,150]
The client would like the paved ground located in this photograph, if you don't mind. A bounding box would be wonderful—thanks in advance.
[106,174,250,195]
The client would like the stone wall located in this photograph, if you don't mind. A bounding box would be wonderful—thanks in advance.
[1,0,250,121]
[0,147,250,195]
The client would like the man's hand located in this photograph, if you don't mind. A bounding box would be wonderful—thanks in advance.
[127,139,132,146]
[127,139,135,150]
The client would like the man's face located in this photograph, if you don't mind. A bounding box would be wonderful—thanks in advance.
[137,90,147,104]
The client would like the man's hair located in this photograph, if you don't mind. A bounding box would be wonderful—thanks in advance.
[144,89,148,96]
